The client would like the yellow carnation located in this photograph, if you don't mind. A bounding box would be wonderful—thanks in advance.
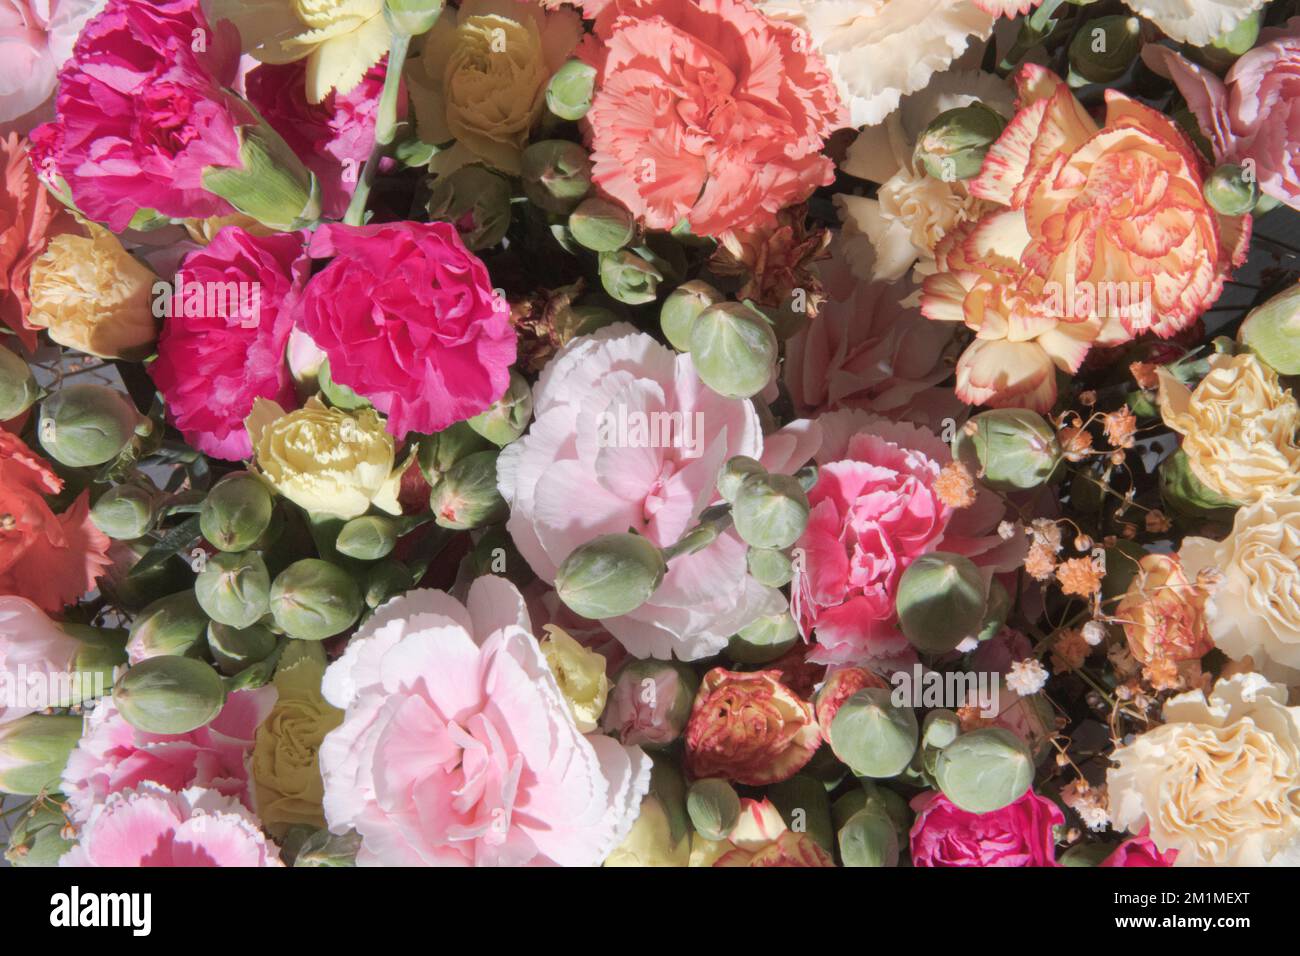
[539,624,610,734]
[603,793,691,867]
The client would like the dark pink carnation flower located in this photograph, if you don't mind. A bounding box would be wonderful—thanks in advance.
[909,790,1063,867]
[1101,833,1178,867]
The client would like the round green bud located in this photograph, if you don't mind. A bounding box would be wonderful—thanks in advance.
[716,455,766,504]
[1240,284,1300,375]
[521,139,592,213]
[4,799,76,867]
[384,0,444,36]
[922,708,962,751]
[207,621,278,675]
[37,384,148,468]
[688,301,777,399]
[660,279,723,352]
[195,550,271,629]
[546,59,597,121]
[977,576,1011,643]
[416,420,493,483]
[431,449,507,530]
[555,532,666,619]
[425,164,512,250]
[467,369,533,446]
[686,778,741,841]
[1159,448,1239,517]
[0,345,39,421]
[127,591,209,660]
[363,559,415,609]
[91,482,159,539]
[934,727,1034,814]
[269,559,363,641]
[726,608,799,664]
[1067,16,1141,87]
[318,358,370,411]
[0,715,83,795]
[952,407,1062,491]
[914,102,1007,182]
[200,472,275,552]
[599,249,663,305]
[829,687,918,779]
[747,547,793,588]
[568,197,635,252]
[335,515,399,561]
[1203,163,1260,216]
[732,473,810,550]
[895,552,988,655]
[838,808,900,867]
[113,656,227,735]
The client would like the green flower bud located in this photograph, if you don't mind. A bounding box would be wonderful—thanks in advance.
[384,0,444,37]
[914,102,1007,182]
[921,708,962,750]
[425,164,512,250]
[747,547,793,587]
[952,407,1061,491]
[0,346,39,421]
[1203,163,1260,216]
[1192,11,1261,71]
[127,591,209,660]
[660,279,723,352]
[556,532,666,619]
[467,370,533,446]
[364,559,415,609]
[202,124,320,231]
[416,420,493,483]
[4,798,76,866]
[90,482,159,540]
[599,249,663,305]
[546,59,597,121]
[0,715,82,795]
[829,688,918,779]
[61,625,129,705]
[838,808,899,867]
[521,139,592,213]
[335,515,399,561]
[1059,843,1112,867]
[431,449,507,530]
[318,357,370,411]
[688,301,777,399]
[1159,448,1240,517]
[113,656,227,735]
[568,197,635,252]
[895,552,988,655]
[727,608,799,664]
[37,384,148,468]
[831,788,869,829]
[1067,16,1141,87]
[934,727,1034,813]
[860,780,911,836]
[716,455,766,504]
[977,576,1011,643]
[686,778,741,841]
[195,550,271,629]
[732,473,809,550]
[269,559,363,641]
[1240,284,1300,375]
[207,621,278,675]
[768,773,834,851]
[293,828,363,867]
[201,472,275,552]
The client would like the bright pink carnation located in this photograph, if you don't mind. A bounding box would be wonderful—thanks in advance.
[298,221,514,439]
[61,687,276,823]
[319,576,650,866]
[60,784,281,867]
[581,0,846,238]
[32,0,247,230]
[909,790,1063,867]
[1101,833,1178,867]
[793,409,1020,667]
[150,227,309,461]
[0,0,103,129]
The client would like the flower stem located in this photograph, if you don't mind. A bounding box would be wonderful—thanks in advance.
[343,32,412,227]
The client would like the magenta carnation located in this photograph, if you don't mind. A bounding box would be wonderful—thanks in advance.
[150,227,310,461]
[1101,834,1178,868]
[909,790,1063,867]
[298,221,515,439]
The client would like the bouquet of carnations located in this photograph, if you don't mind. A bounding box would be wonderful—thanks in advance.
[0,0,1298,870]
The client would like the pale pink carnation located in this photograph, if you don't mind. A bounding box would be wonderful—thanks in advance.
[0,0,103,129]
[0,596,83,724]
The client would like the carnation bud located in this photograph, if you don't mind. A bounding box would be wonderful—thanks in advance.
[716,455,766,504]
[921,708,962,750]
[430,450,508,529]
[207,621,278,675]
[113,655,227,735]
[546,59,597,121]
[4,800,75,867]
[268,558,363,641]
[747,547,793,588]
[466,370,533,446]
[37,384,148,468]
[726,608,799,664]
[201,472,275,552]
[521,140,592,213]
[335,515,398,562]
[416,420,493,483]
[895,552,988,655]
[1203,163,1260,216]
[1239,283,1300,375]
[829,688,918,779]
[91,482,159,540]
[914,102,1006,181]
[838,808,900,868]
[661,279,724,352]
[568,196,635,253]
[363,559,415,609]
[686,778,741,841]
[127,591,210,661]
[1059,843,1112,867]
[602,658,698,747]
[768,774,834,851]
[732,473,810,550]
[933,727,1034,813]
[0,715,83,795]
[383,0,444,36]
[1159,448,1240,516]
[425,164,512,250]
[555,532,666,619]
[976,576,1011,643]
[195,550,271,629]
[599,249,663,305]
[0,346,39,421]
[688,301,778,399]
[317,358,370,411]
[1067,16,1141,87]
[952,407,1062,491]
[202,124,321,231]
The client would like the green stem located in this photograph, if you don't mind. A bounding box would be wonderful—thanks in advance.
[343,31,413,227]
